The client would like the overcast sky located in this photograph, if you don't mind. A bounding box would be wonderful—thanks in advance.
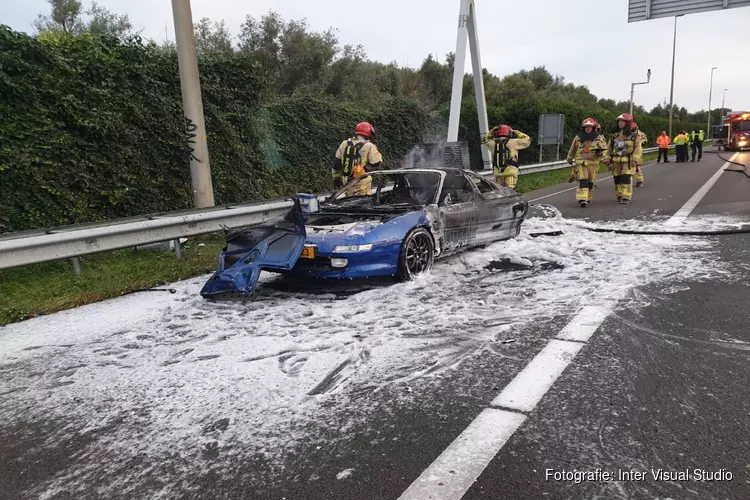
[4,0,749,113]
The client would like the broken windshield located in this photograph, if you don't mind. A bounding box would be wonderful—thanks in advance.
[323,171,442,210]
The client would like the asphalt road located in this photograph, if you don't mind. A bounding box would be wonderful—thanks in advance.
[1,149,749,500]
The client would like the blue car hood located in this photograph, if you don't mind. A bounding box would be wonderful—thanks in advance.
[200,199,307,298]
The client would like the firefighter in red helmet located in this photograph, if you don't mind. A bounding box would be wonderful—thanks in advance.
[602,113,643,204]
[332,122,383,194]
[567,117,607,207]
[484,124,531,189]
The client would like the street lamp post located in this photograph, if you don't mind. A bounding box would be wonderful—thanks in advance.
[707,67,717,139]
[721,88,728,119]
[668,15,683,139]
[629,68,652,116]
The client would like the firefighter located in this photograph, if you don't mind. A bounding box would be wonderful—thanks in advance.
[674,130,689,162]
[485,125,531,189]
[690,129,705,161]
[631,121,647,187]
[603,113,642,204]
[332,122,382,194]
[656,130,671,163]
[567,117,607,207]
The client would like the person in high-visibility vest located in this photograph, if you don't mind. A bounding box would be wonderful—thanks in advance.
[567,117,607,207]
[631,121,648,187]
[656,131,671,163]
[690,129,705,161]
[485,125,531,189]
[674,131,689,163]
[602,113,642,204]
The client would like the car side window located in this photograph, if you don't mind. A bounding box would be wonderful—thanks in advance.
[441,174,477,204]
[465,173,495,194]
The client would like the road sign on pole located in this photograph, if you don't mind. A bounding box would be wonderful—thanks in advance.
[538,114,565,162]
[628,0,750,23]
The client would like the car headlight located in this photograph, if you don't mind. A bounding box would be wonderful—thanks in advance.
[333,244,373,253]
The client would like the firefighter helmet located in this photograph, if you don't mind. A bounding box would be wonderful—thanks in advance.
[616,113,633,123]
[631,121,639,130]
[354,122,375,138]
[582,117,597,128]
[492,124,513,138]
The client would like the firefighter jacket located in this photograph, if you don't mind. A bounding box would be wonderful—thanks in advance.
[567,133,608,167]
[603,129,643,166]
[485,130,531,174]
[332,137,382,179]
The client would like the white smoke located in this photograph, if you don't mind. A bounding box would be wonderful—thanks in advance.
[400,135,470,170]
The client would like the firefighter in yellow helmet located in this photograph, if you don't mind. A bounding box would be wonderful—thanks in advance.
[630,121,648,187]
[484,125,531,189]
[602,113,642,204]
[332,122,382,196]
[567,117,607,207]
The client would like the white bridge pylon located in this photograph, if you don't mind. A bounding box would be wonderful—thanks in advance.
[447,0,492,170]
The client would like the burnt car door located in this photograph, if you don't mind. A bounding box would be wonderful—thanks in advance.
[200,199,307,299]
[465,171,528,243]
[437,172,480,253]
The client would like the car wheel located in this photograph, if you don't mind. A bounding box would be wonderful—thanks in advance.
[397,227,435,281]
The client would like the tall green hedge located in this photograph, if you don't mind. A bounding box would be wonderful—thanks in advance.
[0,27,432,232]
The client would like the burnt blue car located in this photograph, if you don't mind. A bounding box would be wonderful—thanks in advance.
[200,168,528,299]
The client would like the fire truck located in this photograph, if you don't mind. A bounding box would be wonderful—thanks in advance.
[713,111,750,151]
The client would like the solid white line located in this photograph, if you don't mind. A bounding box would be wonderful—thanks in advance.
[396,408,526,500]
[528,161,656,203]
[556,303,616,343]
[491,339,585,412]
[664,152,739,226]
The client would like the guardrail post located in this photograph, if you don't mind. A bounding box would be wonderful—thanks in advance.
[174,239,183,259]
[71,257,82,275]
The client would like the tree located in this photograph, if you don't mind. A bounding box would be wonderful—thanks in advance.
[238,11,338,94]
[33,0,83,34]
[87,1,132,38]
[32,0,132,38]
[194,17,234,55]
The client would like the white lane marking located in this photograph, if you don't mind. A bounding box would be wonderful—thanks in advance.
[396,408,526,500]
[490,339,585,412]
[556,303,616,343]
[528,162,656,203]
[665,152,740,226]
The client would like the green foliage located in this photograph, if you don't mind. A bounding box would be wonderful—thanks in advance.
[33,0,133,38]
[0,26,266,231]
[265,93,429,194]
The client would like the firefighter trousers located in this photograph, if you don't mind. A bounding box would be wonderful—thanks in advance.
[575,164,596,204]
[495,166,519,189]
[612,162,633,201]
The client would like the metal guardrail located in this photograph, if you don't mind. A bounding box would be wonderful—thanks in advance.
[0,144,675,271]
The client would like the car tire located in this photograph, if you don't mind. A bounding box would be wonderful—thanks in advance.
[396,227,435,281]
